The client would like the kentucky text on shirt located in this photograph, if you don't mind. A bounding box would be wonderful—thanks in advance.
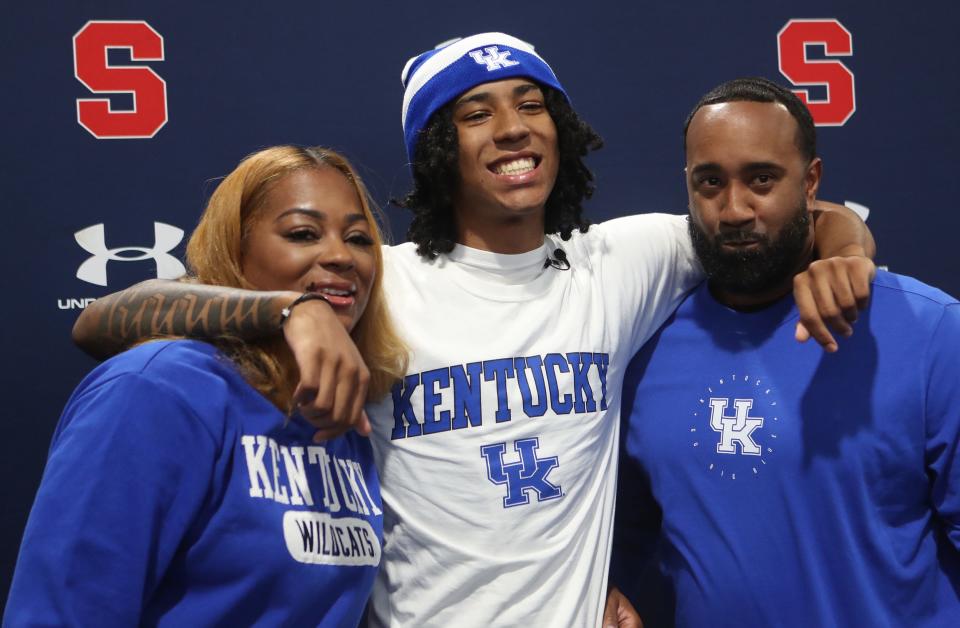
[390,352,611,440]
[240,436,381,515]
[241,436,383,567]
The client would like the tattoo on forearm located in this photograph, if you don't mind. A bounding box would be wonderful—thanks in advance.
[96,285,279,347]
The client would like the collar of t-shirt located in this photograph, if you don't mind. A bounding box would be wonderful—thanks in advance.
[441,242,561,302]
[692,280,798,335]
[447,242,550,285]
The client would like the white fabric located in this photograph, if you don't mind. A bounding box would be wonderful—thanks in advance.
[367,213,701,627]
[445,242,549,285]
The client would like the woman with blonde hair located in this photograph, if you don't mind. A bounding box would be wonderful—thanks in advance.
[5,145,407,626]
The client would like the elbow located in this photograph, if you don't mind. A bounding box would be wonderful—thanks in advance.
[72,306,108,360]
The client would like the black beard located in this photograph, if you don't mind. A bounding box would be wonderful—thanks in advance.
[688,202,812,297]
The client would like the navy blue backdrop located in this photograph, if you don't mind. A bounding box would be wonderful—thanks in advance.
[3,0,958,605]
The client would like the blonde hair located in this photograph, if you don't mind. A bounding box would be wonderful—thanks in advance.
[186,145,407,411]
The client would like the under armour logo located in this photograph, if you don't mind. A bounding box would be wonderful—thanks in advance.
[74,222,186,286]
[481,438,562,508]
[469,46,520,71]
[709,398,764,456]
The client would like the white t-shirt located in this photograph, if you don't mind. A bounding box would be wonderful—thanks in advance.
[367,213,700,627]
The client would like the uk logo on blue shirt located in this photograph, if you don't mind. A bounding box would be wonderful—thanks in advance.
[689,373,781,479]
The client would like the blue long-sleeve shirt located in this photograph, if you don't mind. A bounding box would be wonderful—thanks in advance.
[614,271,960,627]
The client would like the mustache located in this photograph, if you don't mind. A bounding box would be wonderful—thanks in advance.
[715,230,769,245]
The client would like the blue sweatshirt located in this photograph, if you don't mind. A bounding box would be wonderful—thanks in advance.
[6,340,382,627]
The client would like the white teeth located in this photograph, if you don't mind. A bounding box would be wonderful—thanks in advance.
[495,157,536,175]
[306,282,356,297]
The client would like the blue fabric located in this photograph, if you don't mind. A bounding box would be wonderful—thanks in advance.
[614,271,960,627]
[5,340,382,627]
[402,35,567,164]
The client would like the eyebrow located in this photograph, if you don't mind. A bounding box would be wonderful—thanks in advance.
[453,82,543,109]
[689,163,721,177]
[689,161,786,176]
[275,208,368,224]
[742,161,786,172]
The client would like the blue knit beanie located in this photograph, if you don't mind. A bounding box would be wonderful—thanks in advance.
[401,32,568,165]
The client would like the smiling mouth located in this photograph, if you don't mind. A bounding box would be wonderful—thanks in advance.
[305,282,356,307]
[491,156,539,176]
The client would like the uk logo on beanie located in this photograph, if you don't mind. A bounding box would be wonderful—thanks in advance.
[400,32,568,165]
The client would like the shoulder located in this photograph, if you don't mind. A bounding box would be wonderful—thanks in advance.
[66,340,249,437]
[872,270,958,308]
[382,241,421,264]
[572,213,689,257]
[590,212,688,241]
[382,241,439,273]
[76,339,237,393]
[868,271,960,346]
[382,241,451,294]
[871,270,959,322]
[597,212,689,231]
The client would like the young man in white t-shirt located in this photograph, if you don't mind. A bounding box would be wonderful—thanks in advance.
[74,33,875,627]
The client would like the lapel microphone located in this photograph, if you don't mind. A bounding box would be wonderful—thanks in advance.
[543,248,571,271]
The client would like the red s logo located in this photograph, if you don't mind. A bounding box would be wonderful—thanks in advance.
[73,21,167,139]
[777,19,855,126]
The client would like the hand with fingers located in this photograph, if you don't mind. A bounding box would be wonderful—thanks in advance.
[603,586,643,628]
[793,252,876,352]
[282,298,372,441]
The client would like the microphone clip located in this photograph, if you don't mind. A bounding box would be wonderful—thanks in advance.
[543,247,571,271]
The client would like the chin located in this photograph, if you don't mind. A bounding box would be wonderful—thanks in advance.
[498,192,550,216]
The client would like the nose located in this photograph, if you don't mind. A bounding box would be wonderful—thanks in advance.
[493,108,530,145]
[719,182,755,228]
[318,236,355,271]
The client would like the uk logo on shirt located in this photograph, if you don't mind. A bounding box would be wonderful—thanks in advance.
[481,438,563,508]
[688,373,781,479]
[708,398,764,455]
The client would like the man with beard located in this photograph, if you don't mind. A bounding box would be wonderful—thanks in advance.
[612,77,960,627]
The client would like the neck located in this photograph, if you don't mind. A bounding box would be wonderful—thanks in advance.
[455,212,546,254]
[709,280,793,311]
[453,196,546,255]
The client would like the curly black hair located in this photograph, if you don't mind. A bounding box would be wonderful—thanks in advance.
[398,85,604,259]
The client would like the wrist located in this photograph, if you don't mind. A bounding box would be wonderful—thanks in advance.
[833,244,868,258]
[279,292,331,327]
